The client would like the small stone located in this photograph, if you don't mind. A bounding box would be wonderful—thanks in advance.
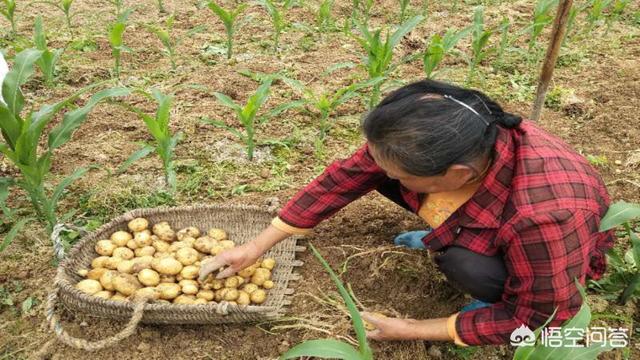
[137,342,151,352]
[614,160,622,165]
[615,169,622,174]
[79,321,88,327]
[427,345,442,358]
[277,340,290,354]
[260,169,271,179]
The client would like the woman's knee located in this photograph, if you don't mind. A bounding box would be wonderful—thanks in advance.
[433,246,507,303]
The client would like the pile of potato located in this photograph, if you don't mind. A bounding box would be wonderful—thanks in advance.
[74,217,277,306]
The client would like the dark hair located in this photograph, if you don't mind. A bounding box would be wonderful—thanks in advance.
[361,79,522,176]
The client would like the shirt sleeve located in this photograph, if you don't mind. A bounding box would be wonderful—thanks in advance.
[278,143,387,229]
[455,209,600,345]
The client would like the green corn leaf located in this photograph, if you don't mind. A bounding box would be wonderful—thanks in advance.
[140,112,165,141]
[201,118,244,141]
[0,102,21,150]
[260,99,306,123]
[151,89,172,133]
[333,77,384,108]
[280,339,363,360]
[48,87,131,150]
[619,273,640,305]
[0,176,15,219]
[2,49,43,119]
[423,34,444,78]
[389,14,424,49]
[1,217,34,252]
[630,231,640,268]
[208,2,232,27]
[599,201,640,231]
[308,243,372,358]
[109,22,126,48]
[51,166,92,211]
[321,62,357,77]
[117,144,154,174]
[241,79,273,122]
[213,92,242,113]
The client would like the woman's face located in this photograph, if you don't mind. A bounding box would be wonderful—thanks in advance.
[368,144,476,194]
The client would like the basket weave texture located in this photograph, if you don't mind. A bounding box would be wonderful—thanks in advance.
[53,204,303,325]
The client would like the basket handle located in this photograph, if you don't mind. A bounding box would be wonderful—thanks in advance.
[46,288,148,351]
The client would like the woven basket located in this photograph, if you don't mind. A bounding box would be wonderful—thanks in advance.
[46,204,304,351]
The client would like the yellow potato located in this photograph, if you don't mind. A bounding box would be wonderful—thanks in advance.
[236,291,250,305]
[76,279,103,295]
[193,298,208,305]
[157,283,181,300]
[159,275,176,283]
[138,269,160,287]
[99,270,119,291]
[223,289,239,301]
[152,239,171,253]
[363,312,388,331]
[207,228,227,241]
[95,240,116,256]
[181,283,199,295]
[112,273,142,296]
[135,246,156,257]
[193,236,215,254]
[173,295,195,305]
[219,240,235,250]
[132,256,153,273]
[152,222,175,242]
[210,279,224,290]
[182,236,197,246]
[128,218,149,232]
[104,256,123,270]
[111,293,128,301]
[180,265,200,280]
[177,226,200,241]
[126,239,138,250]
[112,247,134,260]
[87,268,108,280]
[134,230,153,247]
[210,245,224,256]
[77,269,88,277]
[224,276,240,289]
[196,290,214,301]
[238,264,258,278]
[261,258,276,270]
[132,287,161,301]
[262,280,274,289]
[241,283,259,294]
[152,257,183,275]
[91,256,110,269]
[176,248,199,266]
[93,290,112,300]
[250,289,266,304]
[110,231,132,246]
[117,259,135,274]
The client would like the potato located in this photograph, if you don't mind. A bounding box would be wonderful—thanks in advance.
[193,236,215,254]
[152,239,171,253]
[132,287,160,301]
[219,240,235,250]
[76,279,103,295]
[177,227,200,241]
[210,279,224,290]
[261,258,276,270]
[181,282,199,295]
[138,269,160,287]
[111,293,128,301]
[112,273,142,296]
[238,264,258,278]
[132,256,153,273]
[193,298,208,305]
[126,239,138,250]
[112,247,134,260]
[128,218,149,232]
[168,241,191,253]
[207,228,227,241]
[87,268,107,280]
[117,259,135,274]
[173,295,195,305]
[154,251,172,258]
[160,275,176,283]
[153,222,175,242]
[251,268,271,286]
[91,256,110,269]
[241,283,259,294]
[236,291,250,305]
[250,289,267,304]
[152,257,183,275]
[95,240,116,256]
[224,276,240,289]
[135,246,156,257]
[176,248,199,266]
[363,313,387,331]
[262,280,274,289]
[94,290,112,300]
[182,236,197,246]
[77,269,88,277]
[110,231,132,246]
[180,265,199,280]
[134,230,153,247]
[210,245,225,256]
[196,290,214,301]
[104,256,123,270]
[223,289,239,301]
[99,270,119,291]
[214,289,226,302]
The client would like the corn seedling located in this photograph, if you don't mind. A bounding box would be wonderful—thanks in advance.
[30,0,76,31]
[259,0,286,52]
[107,0,124,17]
[0,49,130,234]
[590,201,640,305]
[147,16,206,71]
[351,0,374,26]
[606,0,631,34]
[317,0,335,32]
[33,16,63,87]
[108,9,132,78]
[513,281,613,359]
[281,243,373,360]
[117,89,182,193]
[530,0,558,50]
[156,0,166,13]
[423,27,470,79]
[587,0,612,31]
[399,0,410,21]
[201,78,273,161]
[353,15,424,108]
[279,73,383,155]
[1,0,17,34]
[207,1,247,60]
[467,6,492,84]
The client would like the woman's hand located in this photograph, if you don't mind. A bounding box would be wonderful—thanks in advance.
[198,241,263,281]
[361,312,451,342]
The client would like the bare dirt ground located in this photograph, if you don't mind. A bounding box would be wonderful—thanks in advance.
[1,0,639,359]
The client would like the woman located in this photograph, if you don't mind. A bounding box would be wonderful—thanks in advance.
[200,80,614,346]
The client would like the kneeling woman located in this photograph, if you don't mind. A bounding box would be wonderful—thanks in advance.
[200,80,614,346]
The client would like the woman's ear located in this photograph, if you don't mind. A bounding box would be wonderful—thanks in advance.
[446,164,477,183]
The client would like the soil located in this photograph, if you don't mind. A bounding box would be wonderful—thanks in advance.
[0,0,639,359]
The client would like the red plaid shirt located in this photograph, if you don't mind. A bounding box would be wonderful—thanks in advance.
[278,121,614,345]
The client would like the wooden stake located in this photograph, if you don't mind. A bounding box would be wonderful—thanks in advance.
[530,0,574,121]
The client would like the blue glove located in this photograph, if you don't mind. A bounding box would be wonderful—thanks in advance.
[460,299,492,313]
[393,230,430,249]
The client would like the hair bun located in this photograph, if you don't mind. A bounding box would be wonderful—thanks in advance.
[497,113,522,128]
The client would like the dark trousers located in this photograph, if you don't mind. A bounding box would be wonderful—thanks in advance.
[376,179,507,303]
